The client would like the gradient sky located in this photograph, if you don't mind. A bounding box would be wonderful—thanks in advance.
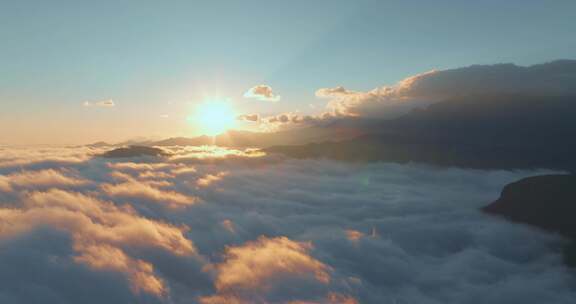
[1,0,575,144]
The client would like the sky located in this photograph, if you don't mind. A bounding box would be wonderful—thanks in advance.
[1,0,575,144]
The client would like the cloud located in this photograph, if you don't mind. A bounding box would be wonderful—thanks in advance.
[0,146,94,170]
[1,145,575,303]
[0,188,196,300]
[196,172,228,187]
[213,236,330,290]
[1,169,88,191]
[199,236,336,303]
[237,114,260,122]
[288,293,359,304]
[83,99,115,107]
[0,176,11,192]
[315,86,357,98]
[244,85,281,102]
[317,60,576,118]
[263,112,331,130]
[101,180,198,208]
[221,219,236,234]
[74,243,166,296]
[169,146,268,164]
[344,229,365,243]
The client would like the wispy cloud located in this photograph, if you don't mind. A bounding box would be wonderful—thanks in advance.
[83,99,115,107]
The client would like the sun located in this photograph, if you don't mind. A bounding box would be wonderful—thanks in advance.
[192,99,236,136]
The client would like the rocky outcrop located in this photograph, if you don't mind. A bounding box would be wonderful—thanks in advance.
[483,174,576,266]
[483,174,576,238]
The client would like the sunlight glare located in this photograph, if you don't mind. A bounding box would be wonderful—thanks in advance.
[192,99,236,136]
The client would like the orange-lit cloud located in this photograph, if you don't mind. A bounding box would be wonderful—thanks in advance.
[171,166,197,175]
[74,243,166,296]
[101,180,197,208]
[198,236,363,303]
[0,189,196,297]
[244,85,281,102]
[221,219,235,234]
[345,229,364,243]
[138,170,174,180]
[237,113,260,122]
[0,146,94,169]
[3,169,88,190]
[202,236,330,300]
[0,175,12,192]
[169,146,266,163]
[315,86,357,98]
[196,172,228,187]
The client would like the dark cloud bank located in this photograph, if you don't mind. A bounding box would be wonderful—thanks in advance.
[0,146,575,304]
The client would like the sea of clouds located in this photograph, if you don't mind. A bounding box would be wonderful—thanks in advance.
[0,145,574,304]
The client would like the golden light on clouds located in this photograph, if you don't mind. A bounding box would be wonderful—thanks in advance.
[191,99,237,136]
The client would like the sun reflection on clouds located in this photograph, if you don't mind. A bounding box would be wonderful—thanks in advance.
[169,145,266,161]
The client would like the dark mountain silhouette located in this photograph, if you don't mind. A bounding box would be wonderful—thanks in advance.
[483,174,576,238]
[152,135,215,146]
[483,174,576,266]
[267,95,576,172]
[87,141,112,148]
[100,146,170,158]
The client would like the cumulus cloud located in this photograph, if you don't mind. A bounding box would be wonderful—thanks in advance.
[317,60,576,118]
[244,85,281,102]
[344,229,365,243]
[83,99,115,107]
[74,243,166,296]
[1,145,575,303]
[200,236,333,303]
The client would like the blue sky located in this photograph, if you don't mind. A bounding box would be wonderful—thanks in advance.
[1,0,575,144]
